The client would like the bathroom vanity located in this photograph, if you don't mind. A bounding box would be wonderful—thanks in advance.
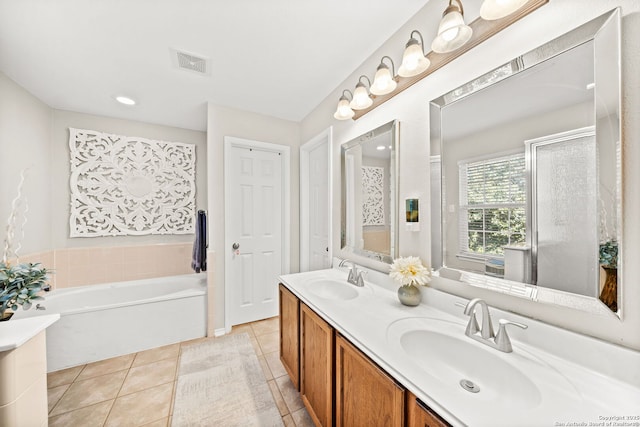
[278,266,640,426]
[0,314,59,427]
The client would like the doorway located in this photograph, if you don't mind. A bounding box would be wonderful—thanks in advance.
[224,136,290,327]
[300,127,332,272]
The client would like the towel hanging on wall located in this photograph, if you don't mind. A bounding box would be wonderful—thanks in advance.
[191,210,207,273]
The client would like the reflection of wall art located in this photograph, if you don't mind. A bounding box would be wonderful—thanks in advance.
[362,166,385,226]
[69,128,196,237]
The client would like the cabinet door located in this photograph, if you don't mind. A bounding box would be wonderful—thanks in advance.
[336,334,404,427]
[406,392,450,427]
[279,284,300,389]
[300,303,334,427]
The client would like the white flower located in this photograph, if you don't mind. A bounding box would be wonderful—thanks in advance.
[389,256,431,286]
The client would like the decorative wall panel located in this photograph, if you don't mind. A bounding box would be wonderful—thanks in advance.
[69,128,196,237]
[362,166,385,226]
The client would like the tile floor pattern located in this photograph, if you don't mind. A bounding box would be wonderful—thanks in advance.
[47,316,314,426]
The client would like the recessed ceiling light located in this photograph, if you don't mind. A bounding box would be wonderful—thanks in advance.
[115,96,136,105]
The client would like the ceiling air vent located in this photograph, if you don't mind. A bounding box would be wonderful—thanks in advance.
[171,49,210,76]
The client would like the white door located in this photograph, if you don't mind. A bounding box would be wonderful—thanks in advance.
[225,138,288,326]
[300,128,332,272]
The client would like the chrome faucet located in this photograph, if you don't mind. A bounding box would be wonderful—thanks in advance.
[461,298,527,353]
[338,259,366,287]
[464,298,495,340]
[354,270,367,287]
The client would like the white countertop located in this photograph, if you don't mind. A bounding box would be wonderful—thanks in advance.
[0,314,60,351]
[279,267,640,427]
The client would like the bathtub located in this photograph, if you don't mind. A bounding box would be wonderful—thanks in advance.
[12,274,207,372]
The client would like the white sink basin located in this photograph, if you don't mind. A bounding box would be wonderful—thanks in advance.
[387,317,581,411]
[305,279,359,300]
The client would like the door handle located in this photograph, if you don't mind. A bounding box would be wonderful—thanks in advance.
[232,243,240,250]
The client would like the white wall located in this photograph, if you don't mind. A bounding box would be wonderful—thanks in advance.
[0,72,52,256]
[301,0,640,350]
[207,104,300,329]
[50,109,207,249]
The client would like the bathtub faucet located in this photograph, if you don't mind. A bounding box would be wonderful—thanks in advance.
[35,304,46,310]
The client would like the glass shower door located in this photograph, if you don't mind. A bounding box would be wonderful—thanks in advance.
[528,127,598,297]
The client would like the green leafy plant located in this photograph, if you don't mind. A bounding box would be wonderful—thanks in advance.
[0,261,49,319]
[599,240,618,269]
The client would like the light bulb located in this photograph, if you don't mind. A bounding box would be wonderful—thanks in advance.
[398,40,430,78]
[370,64,397,96]
[350,83,373,110]
[333,96,354,120]
[480,0,528,20]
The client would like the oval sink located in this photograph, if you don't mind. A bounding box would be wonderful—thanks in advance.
[306,280,359,300]
[400,328,541,408]
[386,317,583,411]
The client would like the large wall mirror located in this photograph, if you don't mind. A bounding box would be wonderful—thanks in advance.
[341,120,399,263]
[430,9,621,316]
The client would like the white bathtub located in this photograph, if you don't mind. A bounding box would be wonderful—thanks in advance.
[12,274,207,372]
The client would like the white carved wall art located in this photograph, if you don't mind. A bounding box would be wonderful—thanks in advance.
[69,128,196,237]
[362,166,385,226]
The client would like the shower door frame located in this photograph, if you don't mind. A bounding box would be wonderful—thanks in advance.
[526,125,596,289]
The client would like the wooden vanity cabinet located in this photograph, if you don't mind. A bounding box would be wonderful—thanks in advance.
[279,284,300,389]
[300,303,335,426]
[336,333,405,427]
[406,392,451,427]
[279,283,450,427]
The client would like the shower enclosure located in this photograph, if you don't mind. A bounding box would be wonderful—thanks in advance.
[527,126,598,297]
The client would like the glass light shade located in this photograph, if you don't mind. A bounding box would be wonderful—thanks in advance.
[398,40,431,78]
[370,64,397,96]
[431,9,473,53]
[334,97,354,120]
[350,83,373,110]
[480,0,528,20]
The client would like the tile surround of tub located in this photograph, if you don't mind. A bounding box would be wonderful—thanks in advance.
[8,243,195,290]
[53,243,193,289]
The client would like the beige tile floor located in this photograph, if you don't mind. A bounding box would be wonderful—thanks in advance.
[47,316,314,427]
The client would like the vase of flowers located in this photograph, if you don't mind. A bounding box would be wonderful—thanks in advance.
[389,256,431,306]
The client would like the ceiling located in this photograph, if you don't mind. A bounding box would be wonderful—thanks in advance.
[442,40,595,141]
[0,0,428,132]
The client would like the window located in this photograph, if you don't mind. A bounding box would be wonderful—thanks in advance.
[459,152,526,257]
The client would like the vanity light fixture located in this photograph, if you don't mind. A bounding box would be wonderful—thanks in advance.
[398,30,431,78]
[332,0,548,121]
[376,145,386,151]
[333,90,355,120]
[350,75,374,110]
[115,95,136,106]
[370,56,397,96]
[432,0,473,53]
[480,0,529,20]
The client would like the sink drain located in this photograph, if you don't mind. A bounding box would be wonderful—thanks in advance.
[459,379,480,393]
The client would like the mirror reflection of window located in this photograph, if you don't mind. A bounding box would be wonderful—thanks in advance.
[458,152,526,258]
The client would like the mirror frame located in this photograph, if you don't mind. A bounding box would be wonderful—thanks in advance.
[341,120,399,264]
[429,9,622,317]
